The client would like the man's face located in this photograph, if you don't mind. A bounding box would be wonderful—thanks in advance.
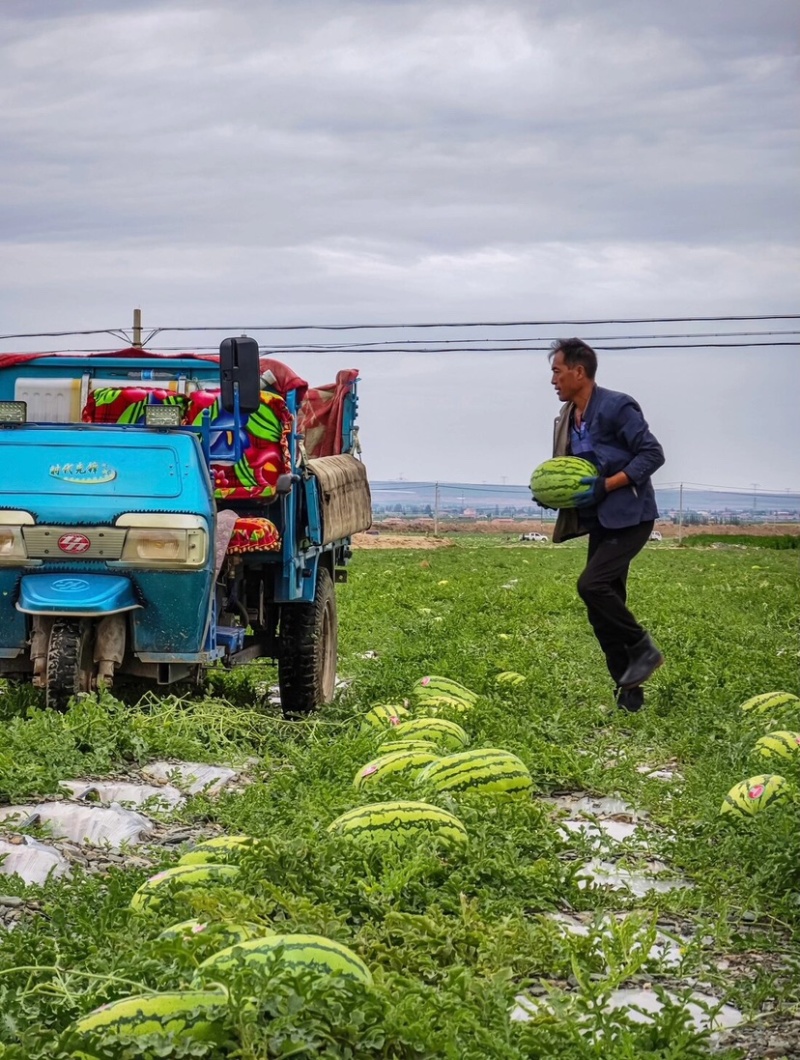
[550,350,584,402]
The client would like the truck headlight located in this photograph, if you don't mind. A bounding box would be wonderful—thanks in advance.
[115,514,208,569]
[0,510,33,564]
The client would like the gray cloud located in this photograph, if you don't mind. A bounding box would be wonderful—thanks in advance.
[0,1,797,488]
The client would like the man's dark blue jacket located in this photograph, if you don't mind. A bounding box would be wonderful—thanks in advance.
[551,386,665,543]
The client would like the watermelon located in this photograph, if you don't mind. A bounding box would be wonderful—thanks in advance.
[158,919,265,949]
[754,731,800,761]
[195,933,372,986]
[410,676,477,711]
[376,739,440,755]
[719,774,791,818]
[416,748,533,798]
[130,863,240,914]
[327,800,468,848]
[178,835,255,866]
[495,671,526,687]
[70,989,229,1044]
[354,750,440,789]
[740,691,800,714]
[530,456,597,509]
[389,717,470,751]
[361,703,412,731]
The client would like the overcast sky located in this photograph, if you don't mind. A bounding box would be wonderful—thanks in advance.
[1,0,798,489]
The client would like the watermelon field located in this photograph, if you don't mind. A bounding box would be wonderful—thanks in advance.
[0,537,798,1059]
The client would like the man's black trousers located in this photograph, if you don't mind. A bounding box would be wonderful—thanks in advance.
[576,520,654,686]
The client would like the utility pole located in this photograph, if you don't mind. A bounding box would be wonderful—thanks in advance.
[677,483,684,545]
[434,481,440,538]
[132,307,142,348]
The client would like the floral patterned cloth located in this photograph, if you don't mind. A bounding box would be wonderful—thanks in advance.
[82,387,188,424]
[227,517,281,553]
[186,390,292,501]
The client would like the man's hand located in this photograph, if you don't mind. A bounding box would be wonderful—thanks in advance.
[573,475,607,508]
[531,493,555,511]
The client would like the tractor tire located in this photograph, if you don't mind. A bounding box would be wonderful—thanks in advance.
[46,619,93,711]
[278,567,338,716]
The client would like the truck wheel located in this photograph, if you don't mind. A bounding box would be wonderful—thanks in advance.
[278,567,338,715]
[46,619,93,711]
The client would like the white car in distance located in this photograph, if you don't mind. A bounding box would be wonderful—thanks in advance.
[519,532,549,542]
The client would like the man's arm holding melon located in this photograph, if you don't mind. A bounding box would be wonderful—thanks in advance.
[573,397,664,506]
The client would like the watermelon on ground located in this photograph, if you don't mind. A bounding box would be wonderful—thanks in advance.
[753,731,800,761]
[327,800,468,848]
[495,671,526,687]
[719,775,791,818]
[70,990,229,1044]
[157,919,266,950]
[130,864,240,914]
[354,750,440,789]
[361,703,412,731]
[194,934,373,986]
[388,717,470,751]
[178,835,256,866]
[410,676,477,711]
[739,691,800,715]
[416,748,533,798]
[530,456,597,510]
[376,739,441,755]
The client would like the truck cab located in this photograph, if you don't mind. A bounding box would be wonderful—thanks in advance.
[0,339,371,713]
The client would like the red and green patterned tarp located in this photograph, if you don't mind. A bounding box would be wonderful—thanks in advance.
[186,390,292,501]
[227,517,281,553]
[298,368,359,458]
[82,387,188,424]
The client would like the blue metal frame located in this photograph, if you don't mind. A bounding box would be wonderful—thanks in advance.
[274,389,318,603]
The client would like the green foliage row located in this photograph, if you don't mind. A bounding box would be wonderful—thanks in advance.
[0,543,798,1057]
[683,533,799,549]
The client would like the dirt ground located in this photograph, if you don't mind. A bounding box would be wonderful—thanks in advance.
[352,532,454,549]
[352,520,800,548]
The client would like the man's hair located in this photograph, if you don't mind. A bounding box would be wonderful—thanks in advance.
[548,338,598,380]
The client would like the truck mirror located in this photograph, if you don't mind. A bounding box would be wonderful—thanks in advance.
[219,336,261,413]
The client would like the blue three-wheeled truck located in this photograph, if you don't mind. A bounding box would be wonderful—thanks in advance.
[0,338,372,713]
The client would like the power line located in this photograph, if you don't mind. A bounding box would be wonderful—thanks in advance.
[2,313,799,342]
[9,340,797,356]
[237,330,800,349]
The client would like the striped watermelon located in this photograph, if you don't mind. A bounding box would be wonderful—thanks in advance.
[740,691,800,714]
[178,835,255,866]
[158,919,265,948]
[71,990,229,1044]
[327,800,468,848]
[410,676,477,711]
[376,739,440,755]
[495,671,526,687]
[195,933,372,986]
[389,717,470,751]
[361,703,412,731]
[354,750,440,789]
[130,863,240,914]
[754,731,800,761]
[719,774,790,818]
[416,748,533,798]
[530,456,597,509]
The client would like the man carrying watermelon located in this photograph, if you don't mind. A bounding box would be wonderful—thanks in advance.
[539,338,666,712]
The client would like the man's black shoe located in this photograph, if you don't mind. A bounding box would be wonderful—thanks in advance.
[615,685,644,713]
[619,632,664,689]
